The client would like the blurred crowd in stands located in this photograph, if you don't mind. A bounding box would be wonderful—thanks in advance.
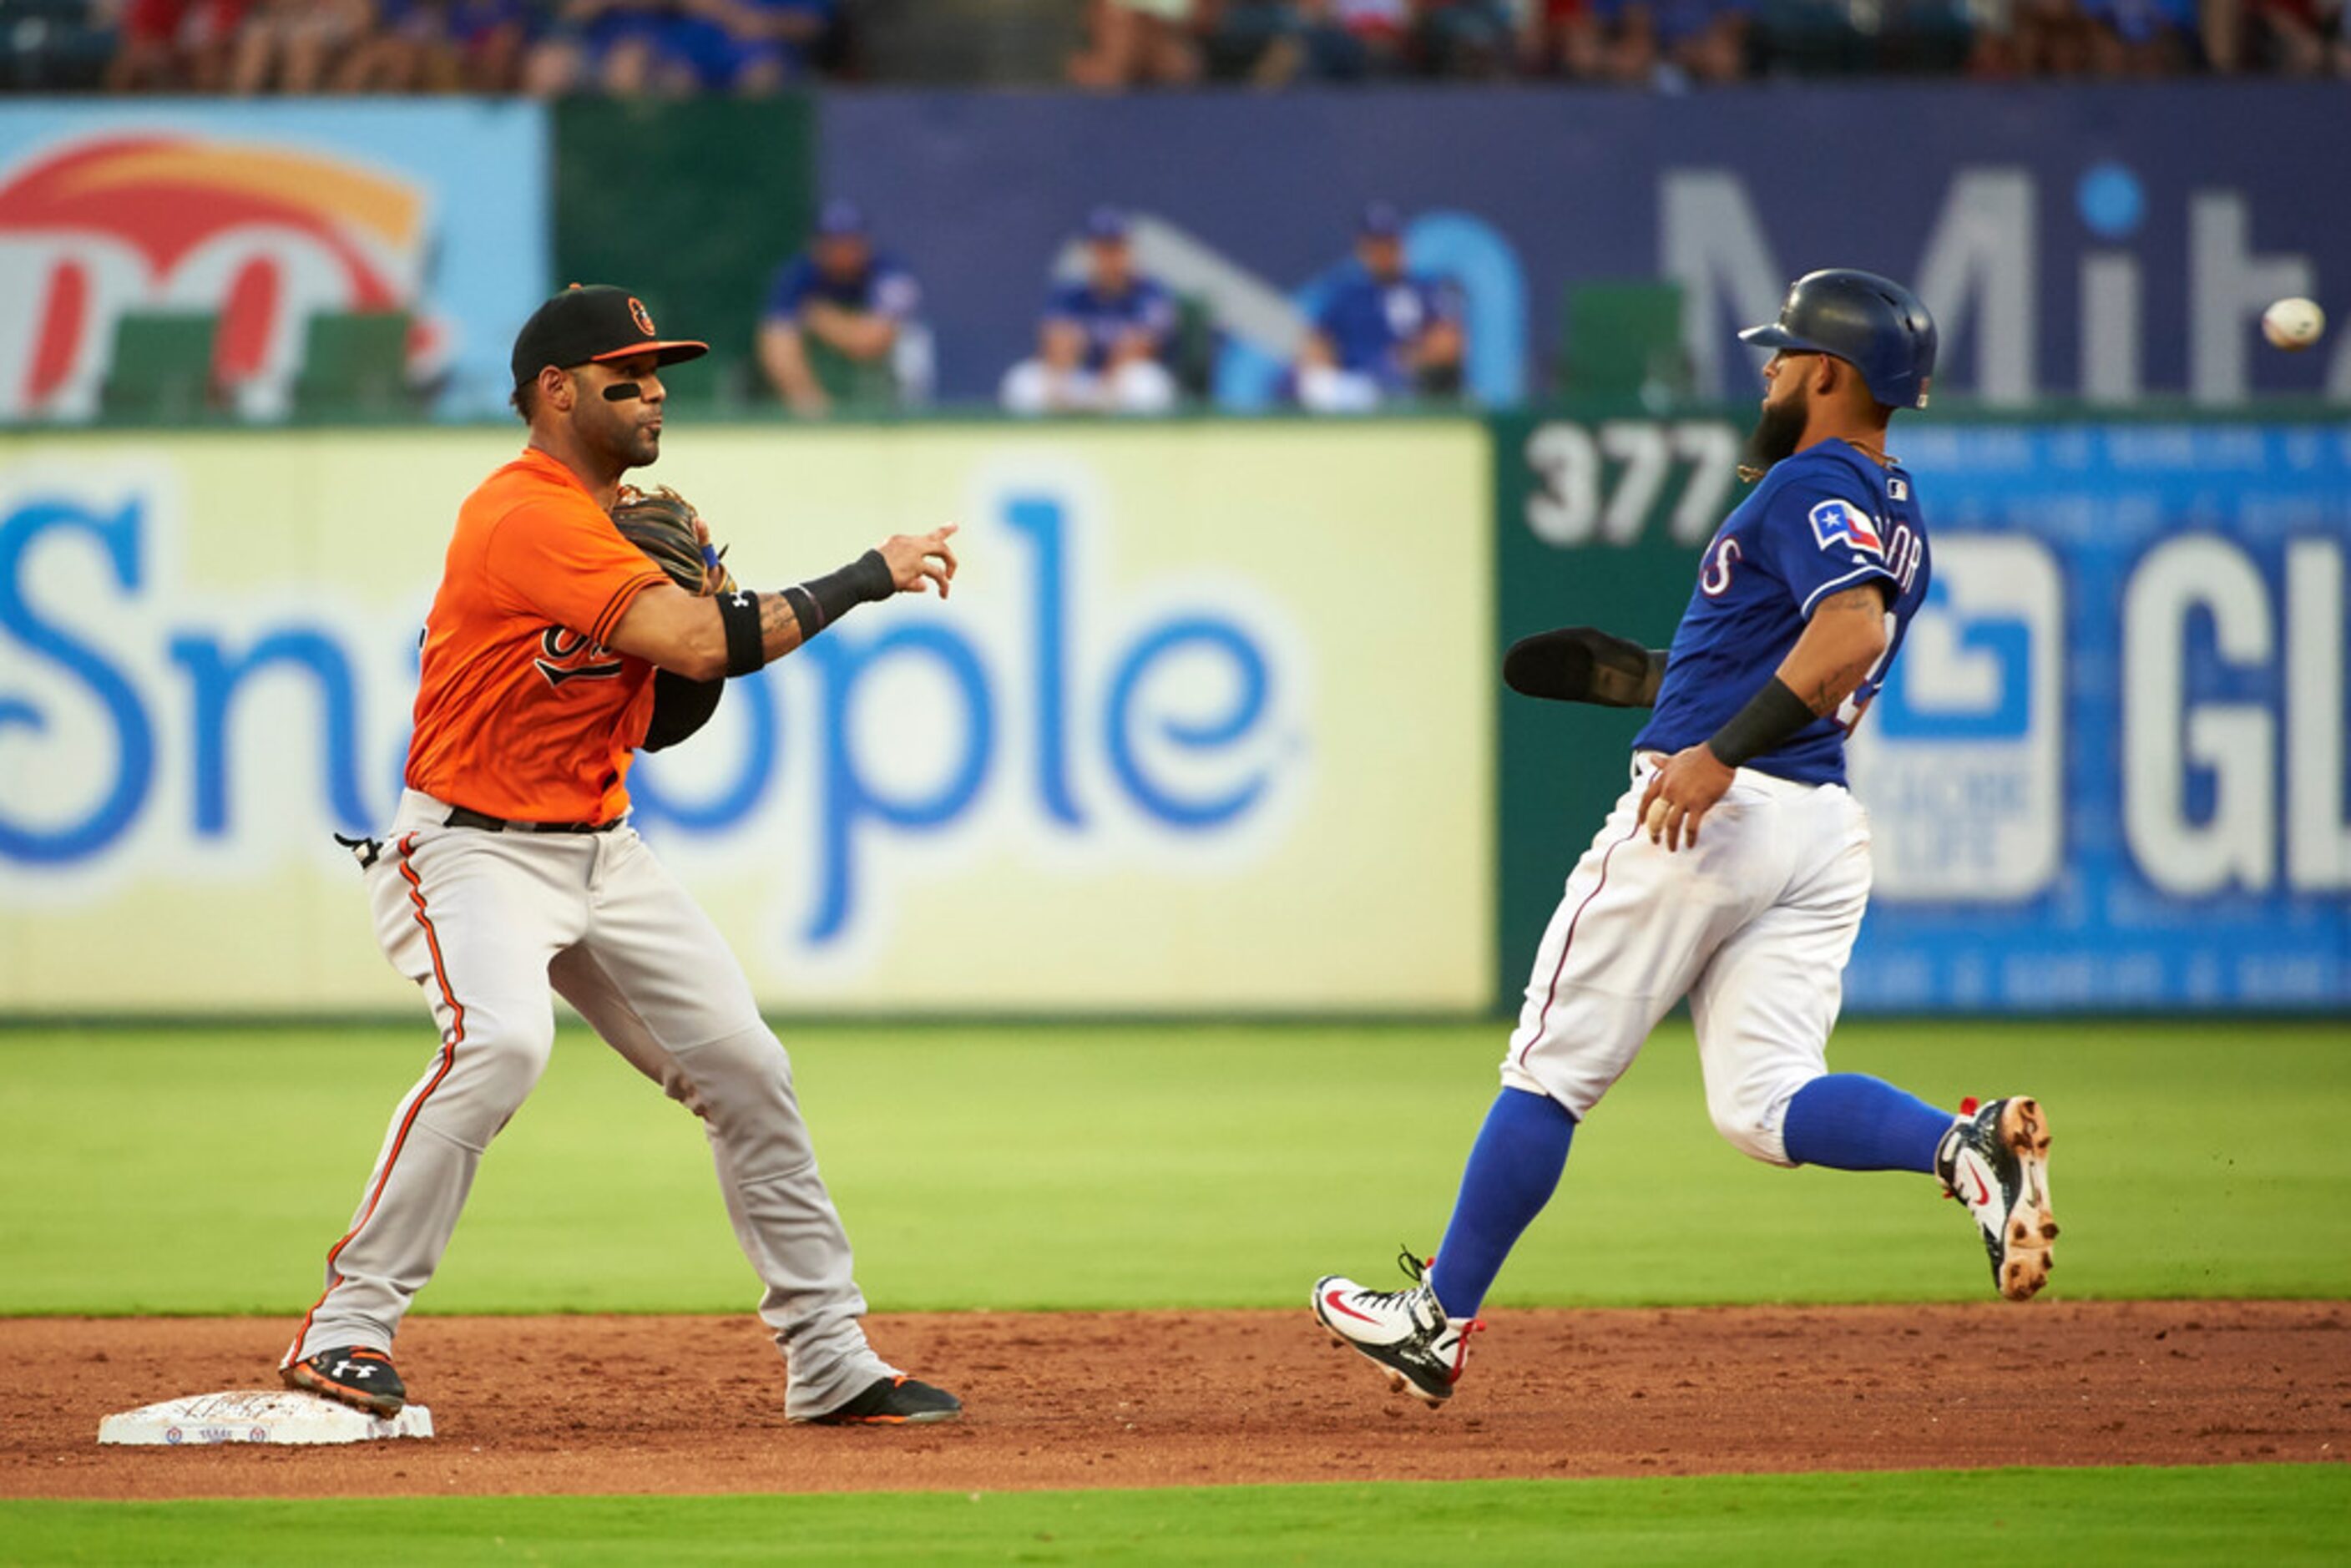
[1077,0,2351,83]
[758,198,1469,418]
[3,0,2346,92]
[4,0,843,94]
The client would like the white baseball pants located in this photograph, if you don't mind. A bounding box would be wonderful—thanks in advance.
[1501,756,1873,1166]
[290,791,896,1419]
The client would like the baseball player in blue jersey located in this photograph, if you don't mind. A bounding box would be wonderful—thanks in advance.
[1313,269,2059,1407]
[757,199,925,417]
[1001,206,1181,415]
[1296,201,1464,412]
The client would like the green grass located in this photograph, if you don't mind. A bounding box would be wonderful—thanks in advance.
[2,1019,2345,1316]
[4,1466,2347,1565]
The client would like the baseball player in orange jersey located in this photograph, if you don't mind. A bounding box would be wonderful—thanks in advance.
[281,285,963,1427]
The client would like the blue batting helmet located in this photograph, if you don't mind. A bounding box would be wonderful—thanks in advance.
[1738,269,1939,410]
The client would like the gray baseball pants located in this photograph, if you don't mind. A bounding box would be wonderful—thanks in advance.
[286,789,895,1420]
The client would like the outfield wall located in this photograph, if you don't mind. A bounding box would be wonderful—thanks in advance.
[0,422,1494,1014]
[1497,410,2351,1013]
[1,413,2343,1017]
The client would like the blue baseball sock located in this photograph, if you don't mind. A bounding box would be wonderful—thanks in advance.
[1428,1088,1577,1321]
[1781,1074,1952,1174]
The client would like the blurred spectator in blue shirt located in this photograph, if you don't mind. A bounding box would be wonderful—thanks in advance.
[1002,207,1182,416]
[1202,1,1410,83]
[2080,0,2197,70]
[527,0,831,93]
[1592,0,1752,83]
[1295,201,1464,412]
[758,199,928,417]
[660,0,832,93]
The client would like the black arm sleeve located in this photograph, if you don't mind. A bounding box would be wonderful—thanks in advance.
[1704,675,1815,768]
[1503,626,1669,709]
[642,669,725,753]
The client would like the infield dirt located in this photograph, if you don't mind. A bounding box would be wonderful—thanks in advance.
[5,1302,2345,1499]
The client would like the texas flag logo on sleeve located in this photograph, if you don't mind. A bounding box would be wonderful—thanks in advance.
[1809,498,1885,555]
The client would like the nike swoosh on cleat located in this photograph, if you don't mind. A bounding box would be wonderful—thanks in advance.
[1322,1290,1382,1326]
[1969,1171,1990,1206]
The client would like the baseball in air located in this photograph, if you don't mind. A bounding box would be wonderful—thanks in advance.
[2261,296,2326,352]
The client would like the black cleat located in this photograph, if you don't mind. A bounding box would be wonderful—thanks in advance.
[281,1345,407,1417]
[798,1375,963,1426]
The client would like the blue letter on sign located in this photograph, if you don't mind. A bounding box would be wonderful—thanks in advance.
[0,497,154,864]
[169,629,373,836]
[804,625,994,943]
[1105,617,1272,829]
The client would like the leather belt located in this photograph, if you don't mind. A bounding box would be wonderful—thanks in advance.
[443,806,619,835]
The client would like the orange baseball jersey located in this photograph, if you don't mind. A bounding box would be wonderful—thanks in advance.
[405,448,672,823]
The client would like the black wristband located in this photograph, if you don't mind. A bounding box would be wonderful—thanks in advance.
[716,589,766,677]
[792,549,895,635]
[1705,675,1816,768]
[780,584,819,638]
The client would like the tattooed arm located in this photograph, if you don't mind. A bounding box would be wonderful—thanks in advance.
[1772,582,1891,718]
[610,525,958,680]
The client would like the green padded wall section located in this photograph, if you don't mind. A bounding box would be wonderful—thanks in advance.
[551,96,819,412]
[101,312,219,422]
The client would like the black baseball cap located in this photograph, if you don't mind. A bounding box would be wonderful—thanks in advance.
[510,284,708,390]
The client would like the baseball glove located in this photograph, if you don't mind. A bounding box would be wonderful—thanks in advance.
[610,484,734,596]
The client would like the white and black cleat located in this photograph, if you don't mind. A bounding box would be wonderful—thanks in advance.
[1939,1095,2059,1302]
[1311,1247,1482,1407]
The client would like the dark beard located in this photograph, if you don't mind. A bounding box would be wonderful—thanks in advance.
[1739,395,1807,480]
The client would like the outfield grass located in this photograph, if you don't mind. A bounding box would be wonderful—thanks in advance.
[1,1019,2344,1316]
[4,1466,2346,1565]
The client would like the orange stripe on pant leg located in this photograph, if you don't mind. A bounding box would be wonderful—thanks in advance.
[289,833,468,1362]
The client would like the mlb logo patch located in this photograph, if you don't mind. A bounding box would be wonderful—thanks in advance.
[1809,498,1884,554]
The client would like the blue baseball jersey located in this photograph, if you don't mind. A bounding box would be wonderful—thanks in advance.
[1632,438,1931,787]
[763,250,921,323]
[1587,0,1757,44]
[1314,265,1461,389]
[1044,277,1178,372]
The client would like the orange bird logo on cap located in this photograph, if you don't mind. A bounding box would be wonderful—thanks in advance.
[629,296,655,336]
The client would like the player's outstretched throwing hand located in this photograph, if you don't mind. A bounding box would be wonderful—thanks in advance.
[878,524,958,599]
